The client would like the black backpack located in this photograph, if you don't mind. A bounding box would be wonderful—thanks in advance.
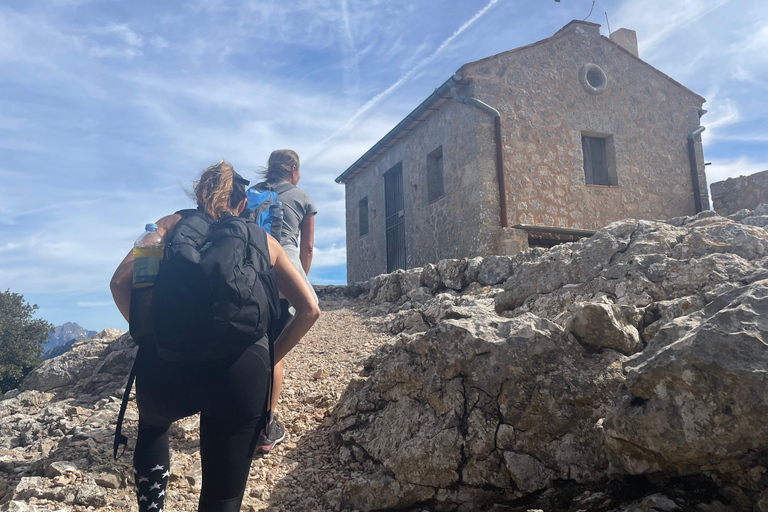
[150,208,279,361]
[115,208,279,458]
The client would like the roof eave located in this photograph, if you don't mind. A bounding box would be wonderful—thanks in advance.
[335,74,468,184]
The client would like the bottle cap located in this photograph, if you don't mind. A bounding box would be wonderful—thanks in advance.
[145,223,158,232]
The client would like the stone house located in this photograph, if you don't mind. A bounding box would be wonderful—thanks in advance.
[336,20,710,283]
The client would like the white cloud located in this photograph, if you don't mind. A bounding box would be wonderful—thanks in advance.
[339,0,360,94]
[727,21,768,84]
[150,36,169,49]
[101,23,143,47]
[77,301,113,307]
[0,116,34,130]
[89,45,143,59]
[613,0,734,56]
[88,23,144,59]
[706,156,768,185]
[701,90,740,146]
[0,7,83,66]
[0,138,48,153]
[310,244,346,268]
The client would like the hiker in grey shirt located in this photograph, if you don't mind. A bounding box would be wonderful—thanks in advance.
[247,149,318,452]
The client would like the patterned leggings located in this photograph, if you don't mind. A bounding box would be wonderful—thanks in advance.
[134,343,270,512]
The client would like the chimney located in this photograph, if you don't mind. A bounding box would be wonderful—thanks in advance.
[610,28,638,58]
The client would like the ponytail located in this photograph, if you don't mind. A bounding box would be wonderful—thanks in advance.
[260,149,299,183]
[193,160,247,219]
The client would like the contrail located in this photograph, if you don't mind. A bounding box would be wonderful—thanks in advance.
[340,0,361,93]
[307,0,500,161]
[340,0,356,50]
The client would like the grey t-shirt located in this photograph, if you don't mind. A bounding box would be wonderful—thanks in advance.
[261,181,317,248]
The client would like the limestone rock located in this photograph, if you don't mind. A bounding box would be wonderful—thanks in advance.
[562,301,644,355]
[496,230,625,313]
[367,271,404,304]
[605,280,768,486]
[476,255,516,286]
[421,263,444,292]
[22,331,133,394]
[438,258,468,290]
[670,219,766,261]
[399,267,424,296]
[340,471,434,511]
[465,256,483,284]
[334,311,625,507]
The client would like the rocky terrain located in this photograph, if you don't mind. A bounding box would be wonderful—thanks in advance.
[1,204,767,512]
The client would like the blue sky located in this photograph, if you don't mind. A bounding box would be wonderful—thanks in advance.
[1,0,766,332]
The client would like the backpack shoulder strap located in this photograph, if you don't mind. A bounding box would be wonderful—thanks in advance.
[246,222,272,267]
[165,209,212,259]
[271,181,296,195]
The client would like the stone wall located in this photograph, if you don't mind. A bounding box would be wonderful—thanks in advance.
[462,21,709,231]
[344,95,504,283]
[711,169,768,215]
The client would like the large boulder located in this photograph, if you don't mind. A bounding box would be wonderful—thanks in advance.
[333,306,625,510]
[605,280,768,492]
[21,330,133,396]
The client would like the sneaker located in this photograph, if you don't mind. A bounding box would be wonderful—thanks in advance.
[255,418,286,453]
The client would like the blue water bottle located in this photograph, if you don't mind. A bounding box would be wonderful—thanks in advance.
[269,202,284,243]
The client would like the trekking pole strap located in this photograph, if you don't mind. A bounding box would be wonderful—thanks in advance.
[114,348,142,460]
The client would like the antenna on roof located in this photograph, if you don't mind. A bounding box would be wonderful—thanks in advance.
[583,0,595,20]
[605,12,612,34]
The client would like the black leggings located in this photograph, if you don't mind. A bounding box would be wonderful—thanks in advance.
[134,343,271,512]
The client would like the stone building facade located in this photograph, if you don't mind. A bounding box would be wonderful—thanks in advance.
[337,20,710,283]
[711,170,768,216]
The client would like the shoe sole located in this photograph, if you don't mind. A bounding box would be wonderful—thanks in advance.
[256,431,286,453]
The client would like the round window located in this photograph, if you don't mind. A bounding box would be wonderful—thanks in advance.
[579,63,607,95]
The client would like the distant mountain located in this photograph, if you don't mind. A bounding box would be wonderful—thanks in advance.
[44,322,97,354]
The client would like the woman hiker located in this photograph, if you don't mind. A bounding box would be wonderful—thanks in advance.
[244,149,319,453]
[110,160,320,512]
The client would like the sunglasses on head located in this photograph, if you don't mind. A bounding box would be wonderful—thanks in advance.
[233,171,250,187]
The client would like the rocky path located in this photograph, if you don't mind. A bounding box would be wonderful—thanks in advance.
[0,294,389,512]
[160,294,390,512]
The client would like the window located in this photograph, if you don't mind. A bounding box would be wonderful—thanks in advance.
[427,146,445,203]
[359,196,368,237]
[582,134,617,186]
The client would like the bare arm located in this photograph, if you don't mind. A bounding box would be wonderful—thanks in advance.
[268,235,321,362]
[109,214,181,323]
[299,213,315,275]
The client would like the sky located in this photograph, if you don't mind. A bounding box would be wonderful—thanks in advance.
[1,0,766,332]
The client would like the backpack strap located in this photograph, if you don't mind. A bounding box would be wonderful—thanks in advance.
[164,209,212,260]
[270,181,296,195]
[244,223,280,422]
[114,347,143,460]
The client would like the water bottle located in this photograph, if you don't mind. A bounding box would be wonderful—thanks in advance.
[269,202,284,243]
[133,224,163,287]
[130,224,163,345]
